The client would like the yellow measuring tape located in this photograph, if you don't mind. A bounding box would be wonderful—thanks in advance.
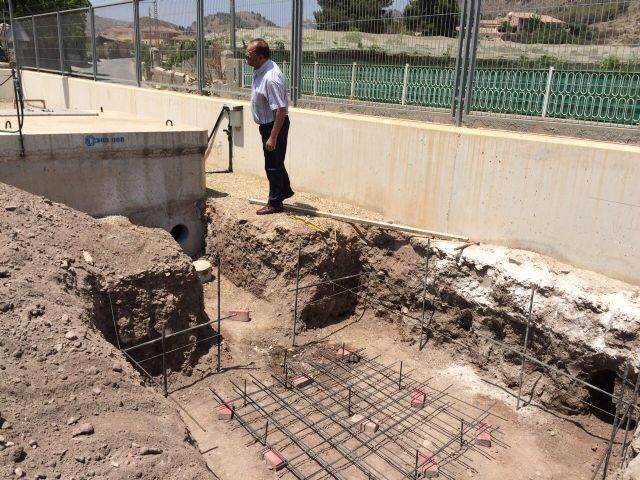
[288,213,327,233]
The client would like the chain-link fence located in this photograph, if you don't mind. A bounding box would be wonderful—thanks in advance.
[469,0,640,125]
[94,2,136,84]
[296,0,460,114]
[11,0,640,129]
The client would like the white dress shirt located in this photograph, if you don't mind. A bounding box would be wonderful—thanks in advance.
[251,59,288,125]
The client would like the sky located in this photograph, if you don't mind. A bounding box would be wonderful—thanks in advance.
[88,0,320,27]
[87,0,412,28]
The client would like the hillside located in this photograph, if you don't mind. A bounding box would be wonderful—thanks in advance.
[195,10,276,34]
[94,15,184,34]
[480,0,640,43]
[139,15,184,31]
[94,15,131,34]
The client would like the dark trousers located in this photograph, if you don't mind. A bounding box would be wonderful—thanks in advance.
[259,116,292,207]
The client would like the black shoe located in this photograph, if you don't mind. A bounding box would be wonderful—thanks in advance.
[256,204,284,215]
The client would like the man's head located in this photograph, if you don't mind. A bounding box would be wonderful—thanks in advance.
[246,38,270,69]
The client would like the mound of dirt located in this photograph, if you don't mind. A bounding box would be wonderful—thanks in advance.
[0,183,215,479]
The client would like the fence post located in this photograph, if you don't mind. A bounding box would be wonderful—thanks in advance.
[240,60,245,88]
[313,61,318,96]
[196,0,205,94]
[451,0,468,121]
[542,66,555,118]
[401,63,409,105]
[463,0,481,115]
[31,16,40,70]
[350,62,357,99]
[456,0,474,125]
[90,7,97,81]
[289,0,297,104]
[288,0,302,105]
[57,12,64,74]
[295,0,303,102]
[229,0,236,56]
[133,0,142,87]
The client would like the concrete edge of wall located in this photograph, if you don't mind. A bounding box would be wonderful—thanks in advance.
[15,70,640,286]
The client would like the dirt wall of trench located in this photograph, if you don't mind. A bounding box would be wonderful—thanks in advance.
[206,197,640,416]
[0,183,215,479]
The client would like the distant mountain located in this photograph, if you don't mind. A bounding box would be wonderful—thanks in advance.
[94,15,131,34]
[139,16,185,32]
[94,15,184,35]
[196,11,276,34]
[481,0,632,23]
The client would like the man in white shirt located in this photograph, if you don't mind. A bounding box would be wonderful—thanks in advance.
[246,38,294,215]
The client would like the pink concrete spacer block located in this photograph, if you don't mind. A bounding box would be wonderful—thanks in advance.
[410,389,426,408]
[291,375,313,389]
[349,414,377,433]
[475,421,492,447]
[362,420,378,434]
[418,451,439,478]
[349,414,367,430]
[262,449,287,471]
[476,432,492,447]
[349,413,366,425]
[229,309,251,322]
[336,347,360,363]
[217,404,234,420]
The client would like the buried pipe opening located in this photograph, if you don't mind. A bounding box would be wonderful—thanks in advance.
[170,224,189,246]
[587,370,622,424]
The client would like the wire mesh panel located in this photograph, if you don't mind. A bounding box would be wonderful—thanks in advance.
[201,0,233,93]
[299,0,461,112]
[469,0,640,126]
[204,0,293,97]
[140,0,198,90]
[93,2,136,84]
[59,8,92,77]
[14,17,37,69]
[32,13,62,71]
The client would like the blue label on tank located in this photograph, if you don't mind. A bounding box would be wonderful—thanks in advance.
[84,135,126,147]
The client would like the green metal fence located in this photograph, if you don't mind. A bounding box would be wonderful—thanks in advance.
[244,62,640,124]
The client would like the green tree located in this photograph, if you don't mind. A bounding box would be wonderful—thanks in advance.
[2,1,91,70]
[314,0,393,34]
[403,0,460,37]
[1,0,89,17]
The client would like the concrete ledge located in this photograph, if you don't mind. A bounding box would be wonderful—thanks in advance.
[17,70,640,284]
[0,108,207,256]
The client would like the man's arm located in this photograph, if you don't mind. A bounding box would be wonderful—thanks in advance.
[265,107,287,152]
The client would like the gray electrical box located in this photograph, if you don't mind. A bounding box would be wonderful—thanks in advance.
[225,104,243,128]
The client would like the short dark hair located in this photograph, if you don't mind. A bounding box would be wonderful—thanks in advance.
[250,38,270,59]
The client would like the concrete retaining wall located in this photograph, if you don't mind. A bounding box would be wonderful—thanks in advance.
[0,71,14,100]
[18,70,640,285]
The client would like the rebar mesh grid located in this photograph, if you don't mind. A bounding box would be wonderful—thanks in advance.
[213,348,506,479]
